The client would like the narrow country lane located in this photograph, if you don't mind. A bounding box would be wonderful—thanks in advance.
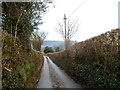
[37,56,81,88]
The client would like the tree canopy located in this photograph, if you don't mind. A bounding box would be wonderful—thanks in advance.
[56,17,79,50]
[2,2,49,52]
[44,46,54,53]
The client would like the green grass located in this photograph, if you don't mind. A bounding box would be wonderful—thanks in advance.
[19,60,35,82]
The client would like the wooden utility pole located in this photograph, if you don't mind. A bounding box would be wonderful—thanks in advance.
[63,13,67,50]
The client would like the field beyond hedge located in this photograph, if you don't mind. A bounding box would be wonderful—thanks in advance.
[48,28,120,88]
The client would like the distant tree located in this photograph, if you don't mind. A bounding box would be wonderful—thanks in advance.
[56,14,79,50]
[54,46,60,52]
[57,42,65,50]
[31,30,47,51]
[44,46,54,53]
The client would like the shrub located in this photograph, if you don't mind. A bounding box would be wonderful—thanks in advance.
[2,31,42,88]
[48,28,120,88]
[44,46,54,53]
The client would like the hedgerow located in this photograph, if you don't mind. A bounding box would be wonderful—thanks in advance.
[2,31,43,88]
[48,28,120,88]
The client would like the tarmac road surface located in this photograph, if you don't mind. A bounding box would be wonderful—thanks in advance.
[37,56,81,88]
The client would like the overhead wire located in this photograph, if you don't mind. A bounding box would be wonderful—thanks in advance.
[67,0,87,19]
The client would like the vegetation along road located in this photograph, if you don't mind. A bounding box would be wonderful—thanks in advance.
[37,56,81,88]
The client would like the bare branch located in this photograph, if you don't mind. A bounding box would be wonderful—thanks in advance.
[56,19,80,50]
[56,21,65,39]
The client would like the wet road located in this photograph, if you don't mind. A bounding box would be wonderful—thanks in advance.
[37,56,81,88]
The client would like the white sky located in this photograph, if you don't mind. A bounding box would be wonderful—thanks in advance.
[38,0,119,42]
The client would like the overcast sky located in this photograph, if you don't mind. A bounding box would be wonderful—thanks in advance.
[38,0,119,42]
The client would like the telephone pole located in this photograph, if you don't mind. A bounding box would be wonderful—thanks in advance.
[63,13,67,50]
[63,13,67,40]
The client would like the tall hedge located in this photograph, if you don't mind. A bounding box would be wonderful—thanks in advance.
[48,28,120,88]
